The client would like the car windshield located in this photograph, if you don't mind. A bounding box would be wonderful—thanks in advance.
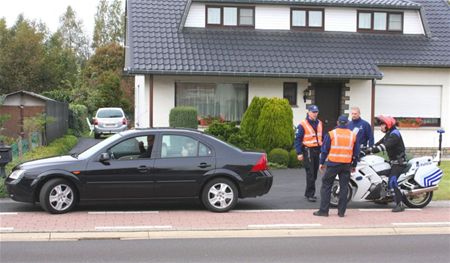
[97,109,123,118]
[77,133,123,159]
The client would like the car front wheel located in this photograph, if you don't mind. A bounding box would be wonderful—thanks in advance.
[201,178,238,212]
[39,178,77,214]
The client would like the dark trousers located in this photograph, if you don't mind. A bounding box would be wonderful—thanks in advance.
[389,164,406,205]
[302,147,320,198]
[319,164,351,215]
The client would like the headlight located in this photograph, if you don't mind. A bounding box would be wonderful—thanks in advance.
[8,170,25,180]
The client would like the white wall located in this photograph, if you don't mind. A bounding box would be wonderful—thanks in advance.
[184,3,424,34]
[347,79,372,121]
[376,67,450,147]
[403,10,425,35]
[324,8,356,32]
[185,3,204,28]
[134,75,150,128]
[255,6,290,30]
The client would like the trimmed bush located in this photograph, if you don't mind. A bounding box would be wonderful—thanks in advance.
[205,121,254,150]
[69,104,89,136]
[268,148,289,167]
[288,149,303,168]
[255,98,294,153]
[169,107,198,129]
[240,97,268,145]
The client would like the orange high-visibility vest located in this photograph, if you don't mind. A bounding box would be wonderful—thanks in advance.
[328,128,356,163]
[300,119,323,147]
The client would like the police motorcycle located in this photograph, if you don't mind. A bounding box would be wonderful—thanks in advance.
[330,136,444,208]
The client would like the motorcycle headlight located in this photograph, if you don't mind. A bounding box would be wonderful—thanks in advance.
[8,170,25,180]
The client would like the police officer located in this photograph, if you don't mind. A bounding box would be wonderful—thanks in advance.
[313,115,359,217]
[348,107,374,147]
[370,115,406,212]
[295,105,323,202]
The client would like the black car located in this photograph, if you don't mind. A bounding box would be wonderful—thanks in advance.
[5,128,272,214]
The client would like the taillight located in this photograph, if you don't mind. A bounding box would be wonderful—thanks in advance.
[251,154,268,172]
[122,118,127,125]
[93,118,98,125]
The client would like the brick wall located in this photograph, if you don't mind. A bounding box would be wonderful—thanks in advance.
[0,105,45,138]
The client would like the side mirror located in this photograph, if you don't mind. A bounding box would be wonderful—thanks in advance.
[99,152,111,164]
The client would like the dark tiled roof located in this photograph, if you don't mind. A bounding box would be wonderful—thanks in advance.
[125,0,450,79]
[195,0,422,9]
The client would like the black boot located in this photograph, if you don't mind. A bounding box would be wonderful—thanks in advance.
[392,203,405,212]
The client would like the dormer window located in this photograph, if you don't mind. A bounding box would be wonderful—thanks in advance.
[206,6,255,27]
[358,11,403,33]
[291,8,324,31]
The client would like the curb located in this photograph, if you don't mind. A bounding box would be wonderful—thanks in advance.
[1,226,449,242]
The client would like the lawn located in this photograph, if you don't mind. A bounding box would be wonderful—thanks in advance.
[433,161,450,200]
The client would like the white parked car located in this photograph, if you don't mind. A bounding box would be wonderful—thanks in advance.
[93,107,128,139]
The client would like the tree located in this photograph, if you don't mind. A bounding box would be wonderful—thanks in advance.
[58,6,90,64]
[0,16,46,93]
[255,98,294,152]
[92,0,125,49]
[240,97,269,145]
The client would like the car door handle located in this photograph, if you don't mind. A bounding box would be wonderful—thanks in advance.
[138,165,148,173]
[198,163,211,168]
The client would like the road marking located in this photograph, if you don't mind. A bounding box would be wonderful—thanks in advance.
[232,209,295,213]
[358,208,422,212]
[392,222,450,227]
[95,225,172,231]
[0,212,18,216]
[248,224,321,229]
[0,227,14,232]
[88,211,159,215]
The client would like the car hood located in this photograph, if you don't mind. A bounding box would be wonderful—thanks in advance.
[18,155,80,170]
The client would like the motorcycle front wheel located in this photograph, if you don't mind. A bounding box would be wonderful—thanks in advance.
[402,191,433,208]
[330,179,353,207]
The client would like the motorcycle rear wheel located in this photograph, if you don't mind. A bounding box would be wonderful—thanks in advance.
[402,191,433,208]
[330,179,352,207]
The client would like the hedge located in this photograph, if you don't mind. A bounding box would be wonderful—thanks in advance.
[169,107,198,129]
[268,148,290,167]
[69,104,89,136]
[0,134,78,198]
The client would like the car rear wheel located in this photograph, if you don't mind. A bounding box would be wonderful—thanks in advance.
[201,178,238,212]
[94,133,100,139]
[39,178,77,214]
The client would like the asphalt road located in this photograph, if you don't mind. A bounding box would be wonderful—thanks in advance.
[0,137,409,212]
[2,235,449,263]
[0,167,390,212]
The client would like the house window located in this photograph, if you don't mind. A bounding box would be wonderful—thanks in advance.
[224,7,237,26]
[239,8,254,26]
[206,6,254,27]
[291,9,324,30]
[283,82,298,106]
[375,85,441,127]
[207,7,221,25]
[358,11,403,33]
[175,82,248,122]
[388,13,402,31]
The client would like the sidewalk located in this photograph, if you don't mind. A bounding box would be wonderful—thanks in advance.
[1,205,449,241]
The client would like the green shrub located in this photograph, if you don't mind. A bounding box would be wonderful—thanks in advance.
[240,97,268,145]
[205,121,254,150]
[255,98,294,152]
[69,104,89,136]
[169,107,198,129]
[288,149,303,168]
[268,162,287,169]
[0,134,78,198]
[268,148,289,167]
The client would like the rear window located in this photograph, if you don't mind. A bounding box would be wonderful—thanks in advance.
[97,109,124,118]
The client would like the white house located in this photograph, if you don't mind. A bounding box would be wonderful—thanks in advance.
[124,0,450,156]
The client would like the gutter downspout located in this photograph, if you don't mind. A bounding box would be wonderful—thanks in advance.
[150,74,153,128]
[371,79,376,129]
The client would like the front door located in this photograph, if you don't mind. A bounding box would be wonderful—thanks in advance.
[82,135,156,200]
[312,81,343,134]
